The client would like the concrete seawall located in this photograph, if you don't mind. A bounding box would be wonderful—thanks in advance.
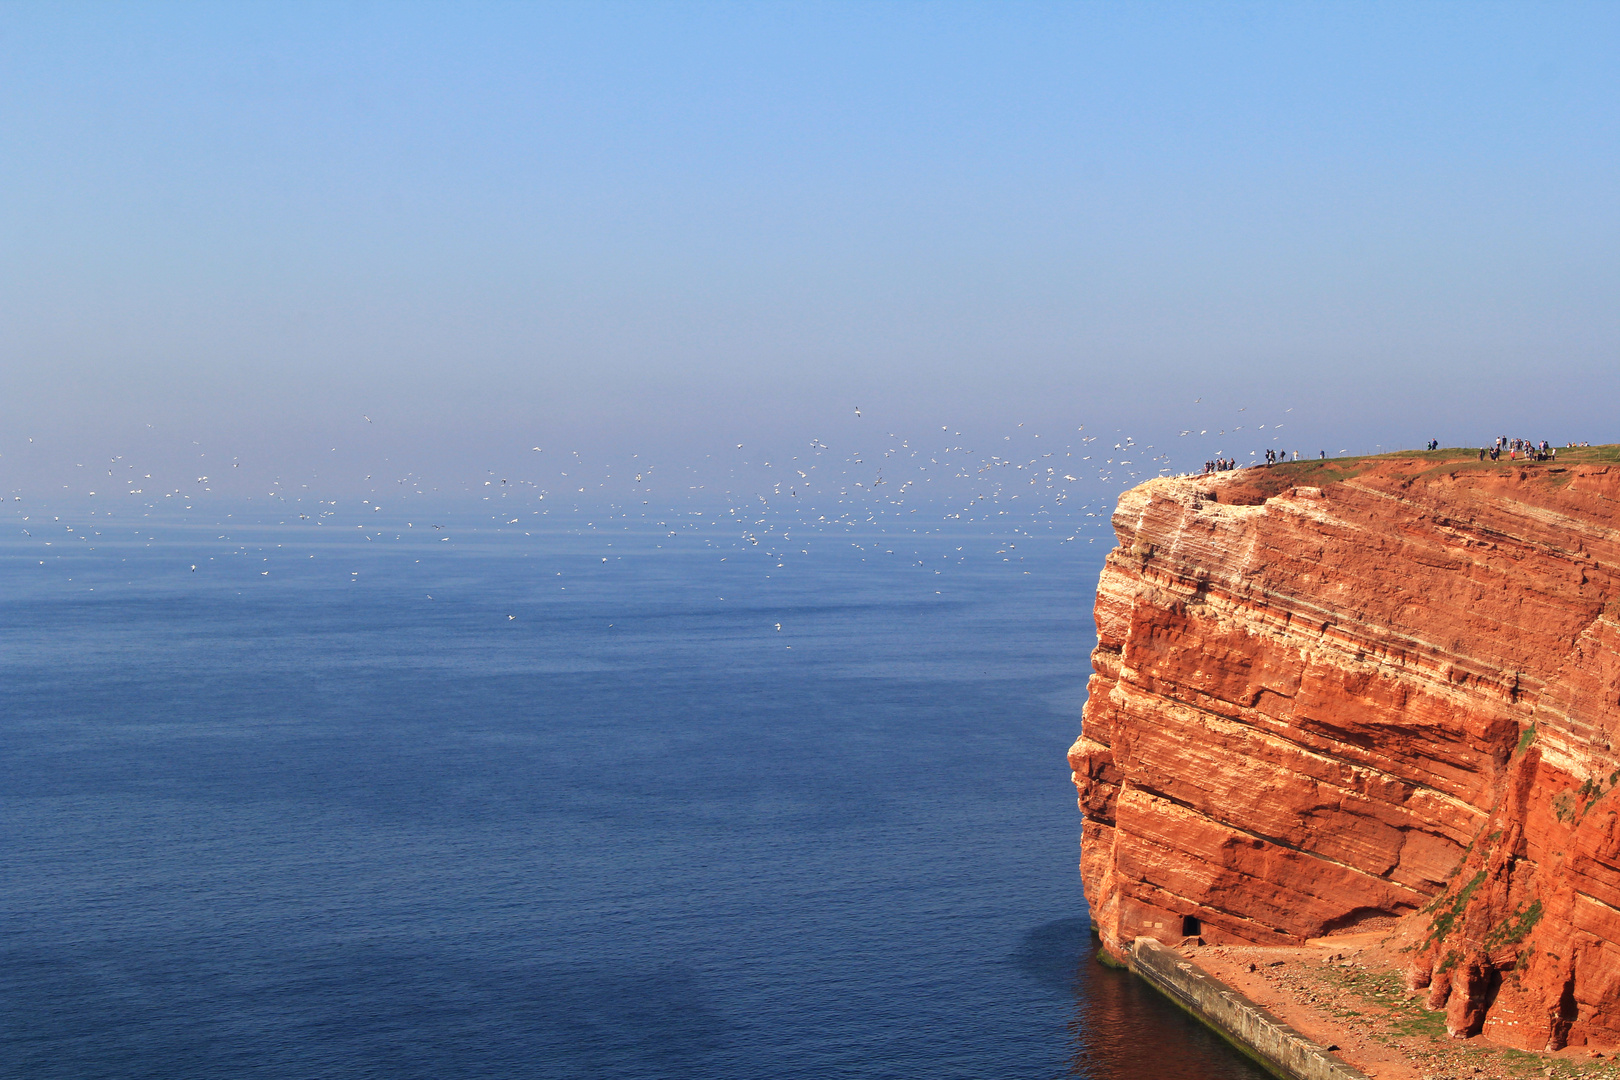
[1127,938,1369,1080]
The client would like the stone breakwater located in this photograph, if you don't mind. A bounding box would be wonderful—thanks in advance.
[1126,938,1367,1080]
[1070,452,1620,1051]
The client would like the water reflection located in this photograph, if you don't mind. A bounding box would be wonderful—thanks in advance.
[1017,919,1272,1080]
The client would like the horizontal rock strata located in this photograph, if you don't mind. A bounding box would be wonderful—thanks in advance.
[1071,453,1620,1051]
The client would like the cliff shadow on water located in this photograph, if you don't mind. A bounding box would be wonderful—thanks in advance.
[1014,918,1272,1080]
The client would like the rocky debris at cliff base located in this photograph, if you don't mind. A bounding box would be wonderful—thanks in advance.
[1179,937,1620,1080]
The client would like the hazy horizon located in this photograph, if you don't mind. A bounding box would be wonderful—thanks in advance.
[5,2,1618,509]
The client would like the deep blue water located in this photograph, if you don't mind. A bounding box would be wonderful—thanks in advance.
[1,515,1267,1079]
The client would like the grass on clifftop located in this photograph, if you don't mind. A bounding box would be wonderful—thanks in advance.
[1207,444,1620,503]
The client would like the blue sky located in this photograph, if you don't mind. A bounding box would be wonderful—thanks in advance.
[3,2,1617,503]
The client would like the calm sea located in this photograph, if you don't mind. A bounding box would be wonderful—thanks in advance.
[1,511,1266,1079]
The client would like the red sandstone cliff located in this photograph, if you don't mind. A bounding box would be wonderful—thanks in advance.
[1071,451,1620,1051]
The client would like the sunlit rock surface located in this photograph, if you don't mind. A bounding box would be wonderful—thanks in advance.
[1072,452,1620,1051]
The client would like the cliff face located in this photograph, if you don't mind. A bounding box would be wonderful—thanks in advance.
[1070,453,1620,1051]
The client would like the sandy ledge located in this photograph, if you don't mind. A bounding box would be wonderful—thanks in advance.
[1155,933,1620,1080]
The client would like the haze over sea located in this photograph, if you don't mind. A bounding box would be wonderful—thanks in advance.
[3,508,1266,1079]
[4,2,1617,1076]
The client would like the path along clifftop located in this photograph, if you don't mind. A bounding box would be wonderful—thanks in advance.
[1071,446,1620,1053]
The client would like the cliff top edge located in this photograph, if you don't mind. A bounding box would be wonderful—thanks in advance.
[1125,443,1620,509]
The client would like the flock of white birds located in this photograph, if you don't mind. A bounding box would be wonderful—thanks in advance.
[3,400,1367,584]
